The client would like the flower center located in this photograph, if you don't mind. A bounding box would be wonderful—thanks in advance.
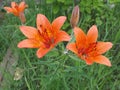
[14,4,19,11]
[78,42,97,59]
[39,25,54,48]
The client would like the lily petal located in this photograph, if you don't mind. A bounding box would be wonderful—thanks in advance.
[11,2,19,16]
[52,16,66,32]
[20,26,40,39]
[55,31,70,44]
[87,25,98,43]
[96,42,113,55]
[18,39,41,48]
[11,2,18,8]
[94,55,111,66]
[4,7,13,13]
[36,14,51,33]
[74,27,87,48]
[19,1,28,12]
[85,57,94,65]
[37,47,52,58]
[66,43,78,54]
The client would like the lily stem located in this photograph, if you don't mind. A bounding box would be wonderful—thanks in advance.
[64,28,74,54]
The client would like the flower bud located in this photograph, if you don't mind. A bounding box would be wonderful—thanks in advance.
[19,12,26,24]
[70,5,79,28]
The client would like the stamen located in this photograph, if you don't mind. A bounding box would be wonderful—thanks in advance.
[14,5,19,10]
[38,26,54,48]
[78,48,85,54]
[78,42,98,58]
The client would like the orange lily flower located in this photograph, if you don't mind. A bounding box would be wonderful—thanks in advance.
[67,25,113,66]
[18,14,70,58]
[4,1,28,16]
[4,1,28,23]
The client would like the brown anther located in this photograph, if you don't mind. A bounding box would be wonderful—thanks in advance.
[40,25,42,27]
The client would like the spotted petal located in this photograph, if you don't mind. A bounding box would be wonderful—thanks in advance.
[36,14,51,33]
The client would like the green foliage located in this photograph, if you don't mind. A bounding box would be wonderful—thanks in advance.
[110,0,120,3]
[0,0,120,90]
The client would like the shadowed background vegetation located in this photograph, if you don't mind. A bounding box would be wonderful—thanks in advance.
[0,0,120,90]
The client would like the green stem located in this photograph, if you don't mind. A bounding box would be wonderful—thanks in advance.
[22,50,36,75]
[25,76,31,90]
[64,29,74,54]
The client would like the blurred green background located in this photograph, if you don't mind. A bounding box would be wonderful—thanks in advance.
[0,0,120,90]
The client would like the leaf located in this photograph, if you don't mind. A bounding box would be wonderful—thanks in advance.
[57,0,65,3]
[109,0,120,3]
[53,5,59,14]
[46,0,55,4]
[96,17,102,26]
[68,54,81,62]
[46,48,59,57]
